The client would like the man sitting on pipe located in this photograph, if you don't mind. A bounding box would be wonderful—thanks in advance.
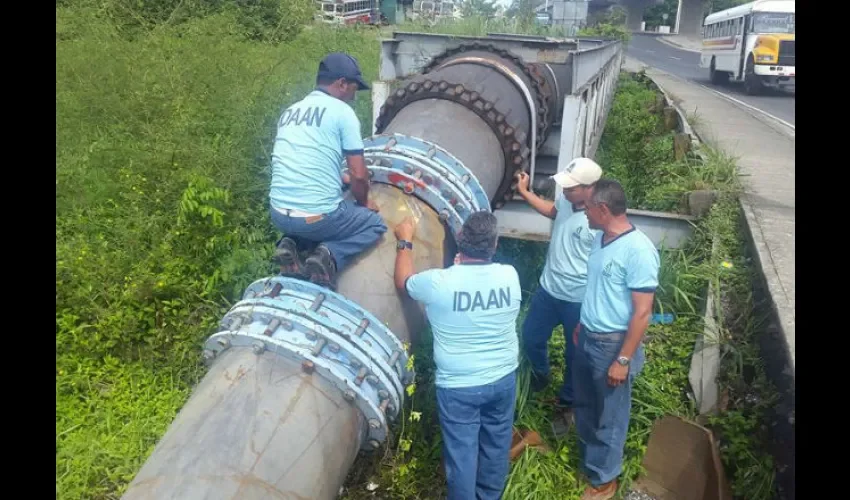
[269,52,386,288]
[393,211,522,500]
[514,158,602,436]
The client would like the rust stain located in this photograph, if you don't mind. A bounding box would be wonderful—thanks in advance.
[388,172,425,190]
[223,366,248,388]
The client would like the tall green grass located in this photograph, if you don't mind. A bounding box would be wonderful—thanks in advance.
[57,8,776,499]
[56,7,383,497]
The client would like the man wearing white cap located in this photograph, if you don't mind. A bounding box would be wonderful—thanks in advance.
[514,157,602,435]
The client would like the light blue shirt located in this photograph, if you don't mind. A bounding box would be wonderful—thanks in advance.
[539,193,600,303]
[269,89,365,215]
[580,227,660,333]
[406,262,522,389]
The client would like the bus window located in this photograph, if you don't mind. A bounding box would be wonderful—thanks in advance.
[752,12,794,34]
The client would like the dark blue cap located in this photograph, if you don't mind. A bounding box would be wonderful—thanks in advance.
[317,52,370,91]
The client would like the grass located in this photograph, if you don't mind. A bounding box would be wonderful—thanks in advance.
[56,7,383,497]
[56,8,777,500]
[342,73,778,500]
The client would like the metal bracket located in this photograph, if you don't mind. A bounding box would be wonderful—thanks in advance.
[205,276,414,451]
[359,133,492,234]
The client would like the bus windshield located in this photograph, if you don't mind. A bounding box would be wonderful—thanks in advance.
[752,12,795,34]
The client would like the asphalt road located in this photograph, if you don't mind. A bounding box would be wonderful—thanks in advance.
[626,34,795,126]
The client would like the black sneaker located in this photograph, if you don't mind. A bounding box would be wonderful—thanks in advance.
[304,245,337,289]
[273,237,304,277]
[530,371,551,393]
[552,403,574,438]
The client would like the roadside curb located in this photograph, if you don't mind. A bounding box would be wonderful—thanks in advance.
[657,36,701,54]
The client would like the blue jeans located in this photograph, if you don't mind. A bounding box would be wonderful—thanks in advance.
[436,371,517,500]
[521,286,580,405]
[573,326,645,486]
[270,200,387,272]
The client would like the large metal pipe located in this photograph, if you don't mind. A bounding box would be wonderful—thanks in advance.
[123,43,554,500]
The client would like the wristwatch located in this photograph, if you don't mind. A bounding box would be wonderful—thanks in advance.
[616,356,630,366]
[396,240,413,251]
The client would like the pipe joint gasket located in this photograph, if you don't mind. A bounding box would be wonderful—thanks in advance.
[204,276,413,451]
[360,133,491,234]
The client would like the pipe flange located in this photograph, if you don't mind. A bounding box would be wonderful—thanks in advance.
[207,276,413,451]
[422,43,551,149]
[375,79,530,210]
[360,133,491,234]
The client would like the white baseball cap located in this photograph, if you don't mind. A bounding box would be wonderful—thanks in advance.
[551,157,602,188]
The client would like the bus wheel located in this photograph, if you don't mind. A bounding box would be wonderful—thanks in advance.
[709,59,728,85]
[744,57,763,95]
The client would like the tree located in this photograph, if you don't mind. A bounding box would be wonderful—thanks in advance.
[461,0,498,18]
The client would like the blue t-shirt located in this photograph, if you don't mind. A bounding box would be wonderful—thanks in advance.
[580,227,660,333]
[406,262,522,389]
[269,89,365,215]
[539,193,600,303]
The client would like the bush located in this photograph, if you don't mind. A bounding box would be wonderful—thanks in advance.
[60,0,313,42]
[578,22,631,42]
[56,8,381,497]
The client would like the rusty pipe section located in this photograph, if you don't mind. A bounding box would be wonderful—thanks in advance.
[122,132,492,499]
[376,43,563,208]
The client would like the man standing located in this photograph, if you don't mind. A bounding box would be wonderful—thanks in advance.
[393,212,521,500]
[269,52,386,288]
[574,179,659,500]
[515,158,602,433]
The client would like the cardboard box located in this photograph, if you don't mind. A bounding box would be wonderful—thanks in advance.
[631,416,732,500]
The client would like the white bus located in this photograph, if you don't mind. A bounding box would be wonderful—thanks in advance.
[699,0,794,95]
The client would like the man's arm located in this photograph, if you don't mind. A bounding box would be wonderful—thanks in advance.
[340,108,376,210]
[393,216,417,293]
[516,172,557,219]
[619,291,653,359]
[345,154,371,207]
[608,245,660,387]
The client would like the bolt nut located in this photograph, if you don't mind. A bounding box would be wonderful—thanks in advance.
[252,341,265,355]
[368,439,381,450]
[350,359,362,369]
[202,349,215,362]
[378,390,389,400]
[305,330,317,341]
[368,419,381,429]
[216,337,230,349]
[343,390,356,403]
[328,343,340,353]
[365,375,379,386]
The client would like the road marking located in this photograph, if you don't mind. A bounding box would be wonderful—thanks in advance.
[669,56,681,60]
[697,83,795,133]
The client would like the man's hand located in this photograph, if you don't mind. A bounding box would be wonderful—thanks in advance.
[366,199,380,212]
[515,171,530,194]
[607,362,628,387]
[342,171,351,185]
[572,323,580,346]
[395,216,416,241]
